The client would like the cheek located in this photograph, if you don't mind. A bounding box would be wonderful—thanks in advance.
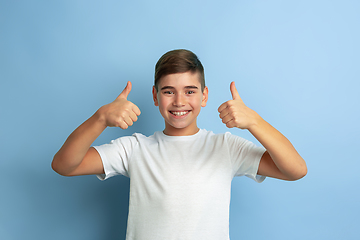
[158,98,170,111]
[196,96,204,105]
[189,98,203,110]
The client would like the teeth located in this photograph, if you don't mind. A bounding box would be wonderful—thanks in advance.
[171,111,188,116]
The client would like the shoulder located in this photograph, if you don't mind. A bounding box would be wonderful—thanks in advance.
[95,132,159,155]
[102,132,150,149]
[109,132,156,142]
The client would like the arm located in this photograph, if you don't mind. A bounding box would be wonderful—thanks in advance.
[218,82,307,181]
[52,81,141,176]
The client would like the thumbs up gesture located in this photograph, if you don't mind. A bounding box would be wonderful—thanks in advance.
[218,82,260,130]
[99,81,141,129]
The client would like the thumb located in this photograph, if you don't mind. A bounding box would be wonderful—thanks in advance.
[117,81,132,99]
[230,81,242,101]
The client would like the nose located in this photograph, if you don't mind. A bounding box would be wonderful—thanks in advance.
[173,93,185,107]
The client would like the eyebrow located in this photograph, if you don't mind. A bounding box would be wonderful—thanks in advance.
[160,85,199,90]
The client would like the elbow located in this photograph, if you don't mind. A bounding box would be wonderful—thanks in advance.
[51,155,63,176]
[51,154,71,177]
[51,154,59,173]
[288,155,308,181]
[302,164,308,178]
[300,165,308,179]
[288,164,308,181]
[297,159,308,179]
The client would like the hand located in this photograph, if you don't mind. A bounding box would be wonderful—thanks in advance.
[99,81,141,129]
[218,82,260,130]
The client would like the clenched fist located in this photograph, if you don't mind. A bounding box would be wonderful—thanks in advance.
[218,82,260,130]
[98,81,141,129]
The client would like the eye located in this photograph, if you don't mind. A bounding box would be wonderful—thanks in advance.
[163,91,174,95]
[186,90,195,94]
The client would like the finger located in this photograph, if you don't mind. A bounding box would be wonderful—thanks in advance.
[221,113,234,125]
[230,81,243,102]
[129,111,138,122]
[117,81,132,99]
[123,116,134,127]
[132,104,141,116]
[117,120,129,130]
[226,120,237,129]
[218,102,229,113]
[219,107,231,119]
[220,112,237,128]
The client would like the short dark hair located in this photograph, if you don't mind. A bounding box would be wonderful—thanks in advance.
[154,49,205,91]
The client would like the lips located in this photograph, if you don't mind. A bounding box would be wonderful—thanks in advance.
[169,110,190,116]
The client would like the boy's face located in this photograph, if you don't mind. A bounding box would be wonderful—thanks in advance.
[152,71,208,136]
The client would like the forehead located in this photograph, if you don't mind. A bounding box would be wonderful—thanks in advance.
[158,71,201,88]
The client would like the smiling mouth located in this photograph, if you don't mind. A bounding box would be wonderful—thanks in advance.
[170,111,190,116]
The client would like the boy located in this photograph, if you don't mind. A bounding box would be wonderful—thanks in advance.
[52,49,307,240]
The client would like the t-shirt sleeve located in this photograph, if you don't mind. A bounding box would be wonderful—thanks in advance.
[93,135,138,180]
[225,132,266,182]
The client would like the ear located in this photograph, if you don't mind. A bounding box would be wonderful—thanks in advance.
[201,86,209,107]
[152,86,159,106]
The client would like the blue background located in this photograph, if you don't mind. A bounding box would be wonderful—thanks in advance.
[1,0,359,239]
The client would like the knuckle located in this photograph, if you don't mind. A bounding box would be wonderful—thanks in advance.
[120,123,128,129]
[229,105,236,111]
[120,112,128,118]
[114,118,125,127]
[227,100,234,106]
[114,121,122,128]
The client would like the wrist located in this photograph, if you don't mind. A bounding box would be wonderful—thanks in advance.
[247,111,264,132]
[93,106,108,129]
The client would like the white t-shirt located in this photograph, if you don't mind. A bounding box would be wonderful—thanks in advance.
[94,129,266,240]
